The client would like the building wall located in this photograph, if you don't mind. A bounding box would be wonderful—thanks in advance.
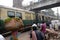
[38,13,57,21]
[0,8,8,20]
[13,0,23,9]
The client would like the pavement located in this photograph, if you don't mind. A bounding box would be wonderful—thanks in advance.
[5,31,30,40]
[5,31,60,40]
[18,31,60,40]
[18,31,30,40]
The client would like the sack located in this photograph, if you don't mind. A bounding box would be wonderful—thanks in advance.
[5,18,24,31]
[16,19,24,31]
[18,19,24,28]
[5,19,18,31]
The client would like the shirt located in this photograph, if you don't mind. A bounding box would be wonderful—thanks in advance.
[50,24,53,29]
[0,35,5,40]
[54,23,58,30]
[32,31,37,40]
[41,23,46,33]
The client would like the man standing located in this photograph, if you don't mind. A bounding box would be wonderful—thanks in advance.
[30,26,44,40]
[54,22,58,31]
[41,21,46,34]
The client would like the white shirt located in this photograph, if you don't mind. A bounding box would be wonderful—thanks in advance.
[0,35,5,40]
[50,24,53,29]
[54,23,58,30]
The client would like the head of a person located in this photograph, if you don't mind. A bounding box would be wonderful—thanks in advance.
[33,22,36,24]
[42,21,45,24]
[32,26,38,31]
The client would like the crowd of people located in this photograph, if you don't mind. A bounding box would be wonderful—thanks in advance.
[30,21,46,40]
[30,21,60,40]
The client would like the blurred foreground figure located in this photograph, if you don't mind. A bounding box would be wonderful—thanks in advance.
[0,34,5,40]
[30,24,44,40]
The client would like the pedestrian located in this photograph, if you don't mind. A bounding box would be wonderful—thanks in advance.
[37,23,40,28]
[49,23,53,30]
[32,22,37,27]
[54,22,58,31]
[40,21,46,34]
[30,22,37,39]
[0,34,6,40]
[40,21,47,40]
[39,23,42,30]
[46,21,51,29]
[30,25,44,40]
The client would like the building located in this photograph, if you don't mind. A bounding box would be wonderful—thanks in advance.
[13,0,23,9]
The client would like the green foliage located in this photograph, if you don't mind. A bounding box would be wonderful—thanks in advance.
[5,17,12,23]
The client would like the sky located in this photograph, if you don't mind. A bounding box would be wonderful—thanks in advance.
[0,0,38,7]
[52,7,60,16]
[0,0,13,7]
[0,0,60,15]
[22,0,38,6]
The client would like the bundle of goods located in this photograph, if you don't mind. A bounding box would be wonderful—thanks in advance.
[5,17,24,31]
[46,29,58,38]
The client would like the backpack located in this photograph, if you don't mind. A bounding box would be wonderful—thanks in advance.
[35,30,44,40]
